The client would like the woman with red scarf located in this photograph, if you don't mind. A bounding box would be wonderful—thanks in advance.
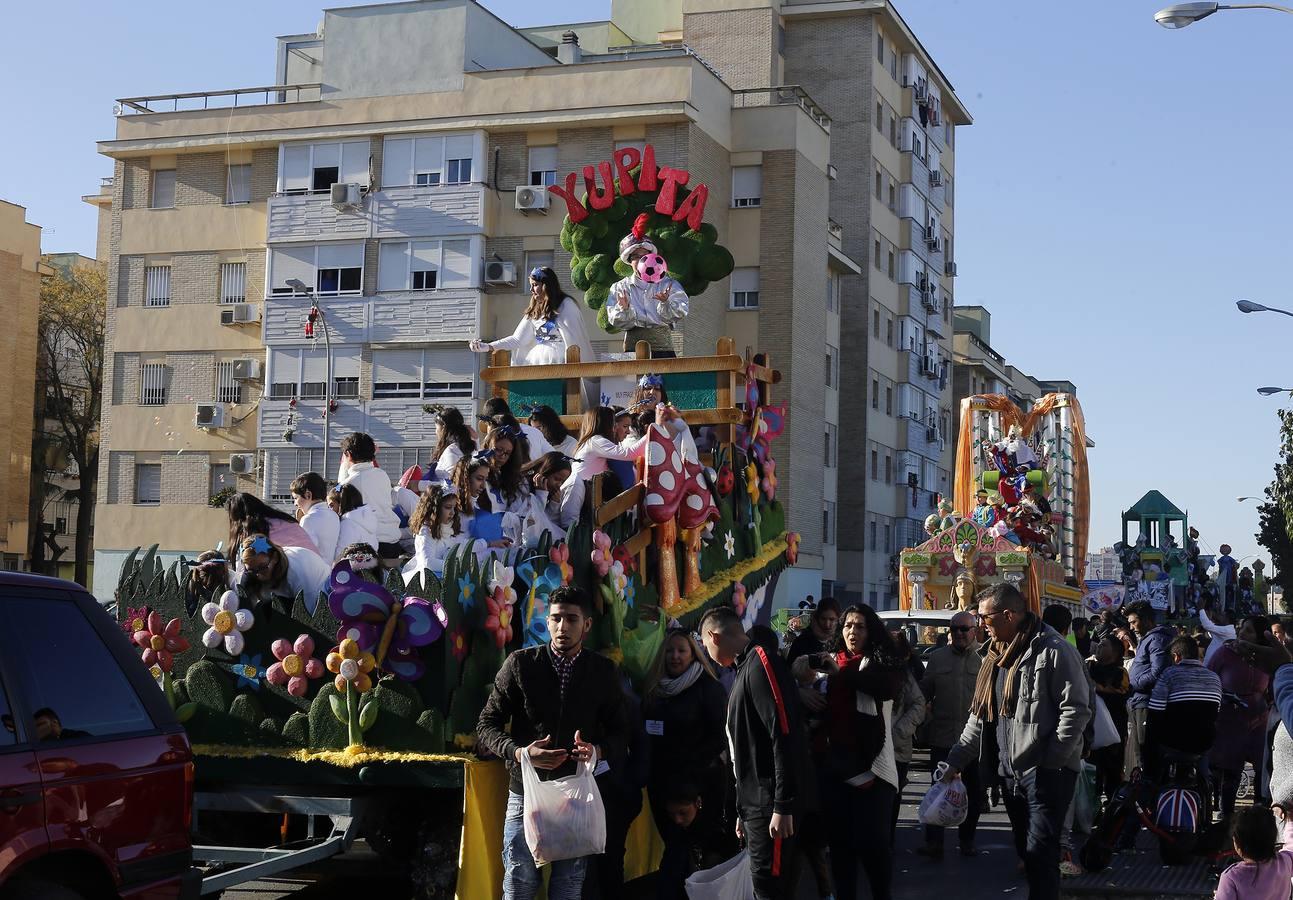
[821,604,905,900]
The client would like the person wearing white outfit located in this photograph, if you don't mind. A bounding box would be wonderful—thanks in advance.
[430,406,476,483]
[480,426,531,517]
[527,405,580,458]
[328,484,382,555]
[401,483,473,587]
[605,214,689,356]
[335,432,402,553]
[291,473,341,564]
[559,407,650,528]
[238,534,331,614]
[480,397,553,465]
[1199,602,1237,665]
[454,454,522,560]
[519,452,575,545]
[470,267,594,367]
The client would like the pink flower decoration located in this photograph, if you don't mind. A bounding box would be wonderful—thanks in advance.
[550,543,572,586]
[786,533,800,566]
[133,612,190,674]
[732,581,748,616]
[266,634,324,697]
[123,605,150,637]
[591,530,612,578]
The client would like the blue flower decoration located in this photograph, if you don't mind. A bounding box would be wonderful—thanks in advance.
[229,654,265,690]
[516,559,564,647]
[624,577,636,609]
[457,575,476,612]
[251,535,272,555]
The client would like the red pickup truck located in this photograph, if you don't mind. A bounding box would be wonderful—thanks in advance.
[0,573,200,899]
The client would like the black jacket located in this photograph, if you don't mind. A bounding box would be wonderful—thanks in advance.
[476,644,628,795]
[642,673,729,788]
[726,643,804,816]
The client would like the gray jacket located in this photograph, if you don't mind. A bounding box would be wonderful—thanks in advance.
[921,642,984,749]
[946,621,1093,776]
[890,670,927,765]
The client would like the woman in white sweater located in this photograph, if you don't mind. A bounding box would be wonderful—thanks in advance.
[559,406,650,528]
[430,406,476,483]
[401,482,471,587]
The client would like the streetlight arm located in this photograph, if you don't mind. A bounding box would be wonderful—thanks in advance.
[1223,3,1293,13]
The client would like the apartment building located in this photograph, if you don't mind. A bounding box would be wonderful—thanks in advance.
[1085,547,1121,583]
[0,201,48,572]
[952,305,1078,411]
[89,0,968,608]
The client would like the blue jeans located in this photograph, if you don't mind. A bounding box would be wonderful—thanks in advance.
[503,791,588,900]
[1002,767,1077,900]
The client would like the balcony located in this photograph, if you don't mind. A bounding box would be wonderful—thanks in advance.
[263,291,481,346]
[115,83,322,116]
[732,85,832,134]
[266,184,488,244]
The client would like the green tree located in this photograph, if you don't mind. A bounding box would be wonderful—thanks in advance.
[1256,408,1293,614]
[34,264,105,587]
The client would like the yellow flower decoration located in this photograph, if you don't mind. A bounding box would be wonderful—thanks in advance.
[453,733,476,750]
[326,638,377,693]
[745,462,760,506]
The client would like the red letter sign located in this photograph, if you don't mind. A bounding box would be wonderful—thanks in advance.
[548,171,589,223]
[654,167,691,216]
[613,147,641,196]
[583,162,616,211]
[672,183,709,231]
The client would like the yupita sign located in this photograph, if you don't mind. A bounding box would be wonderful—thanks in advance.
[548,143,711,230]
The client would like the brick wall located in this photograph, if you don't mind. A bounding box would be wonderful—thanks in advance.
[98,160,127,504]
[246,250,267,303]
[758,150,828,556]
[175,152,227,207]
[362,239,380,295]
[120,159,149,211]
[682,8,776,91]
[369,136,384,190]
[251,148,278,200]
[166,352,217,404]
[680,123,730,358]
[117,255,143,308]
[106,451,135,504]
[785,13,875,565]
[112,353,140,405]
[118,251,240,306]
[161,452,211,505]
[490,132,529,190]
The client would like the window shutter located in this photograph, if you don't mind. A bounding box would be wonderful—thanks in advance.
[270,246,315,293]
[151,170,175,208]
[378,242,409,292]
[316,243,363,270]
[414,137,444,177]
[340,141,369,186]
[135,464,162,504]
[528,145,556,175]
[382,138,413,188]
[444,135,474,162]
[372,349,422,384]
[281,144,311,192]
[312,143,340,171]
[731,268,759,293]
[732,166,762,202]
[440,240,472,288]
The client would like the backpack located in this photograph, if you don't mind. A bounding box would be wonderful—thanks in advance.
[1155,788,1201,835]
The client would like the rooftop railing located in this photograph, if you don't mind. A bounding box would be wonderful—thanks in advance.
[732,85,831,133]
[114,83,322,116]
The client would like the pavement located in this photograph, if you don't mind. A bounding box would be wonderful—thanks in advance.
[213,753,1220,899]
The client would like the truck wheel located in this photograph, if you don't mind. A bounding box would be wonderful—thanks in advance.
[2,878,87,900]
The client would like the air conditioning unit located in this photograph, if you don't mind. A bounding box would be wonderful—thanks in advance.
[231,358,262,381]
[930,109,942,127]
[923,225,936,243]
[515,185,549,213]
[220,303,260,326]
[484,260,516,286]
[330,182,362,209]
[195,403,226,429]
[928,237,943,254]
[913,83,928,103]
[926,427,938,442]
[945,261,958,277]
[228,453,256,475]
[929,170,943,187]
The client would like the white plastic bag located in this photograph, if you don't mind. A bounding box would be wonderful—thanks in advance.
[685,850,755,900]
[520,749,606,866]
[1091,695,1119,751]
[918,761,969,827]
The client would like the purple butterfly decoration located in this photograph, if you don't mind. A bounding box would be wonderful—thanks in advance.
[328,560,448,681]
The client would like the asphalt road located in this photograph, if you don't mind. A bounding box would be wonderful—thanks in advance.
[215,754,1025,899]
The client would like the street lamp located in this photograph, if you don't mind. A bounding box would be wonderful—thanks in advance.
[286,278,335,479]
[1155,2,1293,29]
[1258,387,1293,396]
[1238,299,1293,316]
[1238,496,1263,502]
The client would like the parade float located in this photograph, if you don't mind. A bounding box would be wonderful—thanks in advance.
[899,392,1090,616]
[110,143,793,896]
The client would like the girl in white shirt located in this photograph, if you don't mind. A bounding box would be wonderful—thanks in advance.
[528,404,579,458]
[520,452,575,545]
[291,473,341,564]
[401,482,470,587]
[559,406,650,528]
[454,455,521,553]
[328,484,381,560]
[482,426,531,517]
[469,267,594,367]
[430,406,476,483]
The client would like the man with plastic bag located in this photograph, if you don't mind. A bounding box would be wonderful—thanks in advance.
[700,605,806,899]
[477,585,629,900]
[941,583,1092,900]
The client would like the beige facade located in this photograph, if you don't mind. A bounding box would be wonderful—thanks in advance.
[90,0,967,609]
[0,201,47,570]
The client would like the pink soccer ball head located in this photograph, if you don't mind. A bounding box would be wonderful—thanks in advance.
[635,253,668,284]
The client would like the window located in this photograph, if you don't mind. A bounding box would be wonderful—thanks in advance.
[3,596,153,740]
[824,501,836,545]
[888,179,896,211]
[446,157,472,185]
[825,344,838,388]
[377,239,474,292]
[873,308,880,336]
[871,378,879,410]
[145,265,170,307]
[871,448,878,478]
[825,423,837,467]
[876,30,884,64]
[334,376,360,399]
[528,146,557,186]
[150,170,175,209]
[220,262,246,304]
[372,348,473,401]
[886,316,894,347]
[381,134,475,188]
[887,250,895,280]
[732,166,762,208]
[226,164,252,204]
[209,463,232,498]
[873,239,881,269]
[135,464,161,505]
[55,517,68,534]
[827,273,840,313]
[279,140,369,194]
[885,386,893,415]
[885,453,893,483]
[889,115,897,147]
[614,139,646,155]
[140,363,167,405]
[215,361,243,404]
[269,243,364,296]
[875,102,884,133]
[730,268,759,309]
[525,250,554,278]
[869,518,877,551]
[874,167,882,200]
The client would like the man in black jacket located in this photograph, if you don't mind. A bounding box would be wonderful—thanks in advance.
[477,586,628,900]
[700,605,803,899]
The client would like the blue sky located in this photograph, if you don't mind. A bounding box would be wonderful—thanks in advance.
[4,0,1288,570]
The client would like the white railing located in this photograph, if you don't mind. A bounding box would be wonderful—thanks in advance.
[220,263,247,304]
[145,266,171,307]
[115,83,322,116]
[140,364,168,406]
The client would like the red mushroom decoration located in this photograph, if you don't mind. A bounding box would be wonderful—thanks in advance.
[643,426,686,610]
[716,464,734,497]
[676,459,720,595]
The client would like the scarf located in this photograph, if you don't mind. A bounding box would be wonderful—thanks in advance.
[969,612,1038,722]
[653,661,704,699]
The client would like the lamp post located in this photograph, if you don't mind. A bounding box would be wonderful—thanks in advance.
[1155,2,1293,28]
[287,278,333,479]
[1238,299,1293,317]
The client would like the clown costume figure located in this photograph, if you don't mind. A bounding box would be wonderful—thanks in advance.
[606,213,689,355]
